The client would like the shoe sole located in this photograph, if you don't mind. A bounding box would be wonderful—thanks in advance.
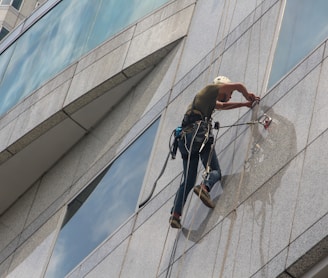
[170,221,181,229]
[193,186,215,208]
[169,217,181,229]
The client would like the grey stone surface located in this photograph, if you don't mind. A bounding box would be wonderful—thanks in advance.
[64,42,130,107]
[134,0,195,37]
[124,5,194,69]
[75,26,135,74]
[0,64,76,132]
[0,183,39,252]
[0,254,12,278]
[309,58,328,143]
[287,213,328,277]
[164,222,224,278]
[290,131,328,242]
[84,240,129,278]
[0,122,14,154]
[8,82,70,153]
[1,1,328,278]
[5,210,61,278]
[120,201,174,278]
[251,249,288,278]
[324,41,328,59]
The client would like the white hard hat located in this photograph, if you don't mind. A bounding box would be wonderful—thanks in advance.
[213,76,231,85]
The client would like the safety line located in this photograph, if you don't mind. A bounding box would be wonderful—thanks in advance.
[175,0,238,276]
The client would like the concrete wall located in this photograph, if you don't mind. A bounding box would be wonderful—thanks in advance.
[0,0,327,277]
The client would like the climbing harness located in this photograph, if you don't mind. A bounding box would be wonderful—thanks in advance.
[138,113,271,208]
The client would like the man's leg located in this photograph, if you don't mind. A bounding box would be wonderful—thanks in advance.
[200,147,221,191]
[171,156,199,216]
[193,146,221,208]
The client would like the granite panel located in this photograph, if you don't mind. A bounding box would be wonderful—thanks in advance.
[122,44,174,78]
[238,66,320,205]
[287,213,328,277]
[75,26,135,74]
[207,152,303,277]
[83,240,129,278]
[290,131,328,242]
[245,153,304,275]
[308,58,328,142]
[324,41,328,59]
[0,182,39,252]
[64,42,130,107]
[5,209,63,278]
[251,249,288,278]
[137,175,181,230]
[70,67,152,130]
[170,59,210,103]
[0,237,20,272]
[245,3,282,97]
[162,221,224,278]
[218,31,251,85]
[0,254,12,278]
[120,201,175,278]
[0,121,15,154]
[134,0,195,36]
[124,5,194,69]
[0,64,76,132]
[8,81,70,152]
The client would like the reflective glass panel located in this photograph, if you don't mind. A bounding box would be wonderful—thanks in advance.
[0,27,9,41]
[12,0,23,10]
[0,0,169,117]
[45,119,160,278]
[268,0,328,88]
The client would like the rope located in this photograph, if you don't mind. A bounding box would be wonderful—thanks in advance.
[176,124,220,277]
[172,0,238,276]
[164,121,202,278]
[138,150,171,208]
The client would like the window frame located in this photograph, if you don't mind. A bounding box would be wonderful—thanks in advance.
[44,117,161,278]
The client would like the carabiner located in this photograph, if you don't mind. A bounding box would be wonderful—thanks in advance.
[258,114,272,129]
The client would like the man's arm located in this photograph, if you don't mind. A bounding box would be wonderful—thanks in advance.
[223,82,259,102]
[216,101,253,110]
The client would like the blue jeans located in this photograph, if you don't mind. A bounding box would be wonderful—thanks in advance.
[171,134,221,216]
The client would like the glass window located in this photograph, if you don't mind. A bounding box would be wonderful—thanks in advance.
[45,119,160,278]
[0,0,170,118]
[268,0,328,88]
[0,0,23,9]
[11,0,23,10]
[0,27,9,41]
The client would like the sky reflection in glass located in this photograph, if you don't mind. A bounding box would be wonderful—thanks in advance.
[45,119,160,278]
[0,0,169,117]
[268,0,328,88]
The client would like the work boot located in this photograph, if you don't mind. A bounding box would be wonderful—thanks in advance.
[193,185,215,208]
[169,215,181,229]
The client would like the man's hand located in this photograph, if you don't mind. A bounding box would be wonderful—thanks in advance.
[246,92,260,102]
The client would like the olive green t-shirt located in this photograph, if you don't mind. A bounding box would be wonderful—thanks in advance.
[185,84,220,119]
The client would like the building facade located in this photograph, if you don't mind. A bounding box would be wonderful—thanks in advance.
[0,0,327,277]
[0,0,47,41]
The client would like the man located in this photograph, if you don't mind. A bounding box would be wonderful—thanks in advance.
[170,76,260,229]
